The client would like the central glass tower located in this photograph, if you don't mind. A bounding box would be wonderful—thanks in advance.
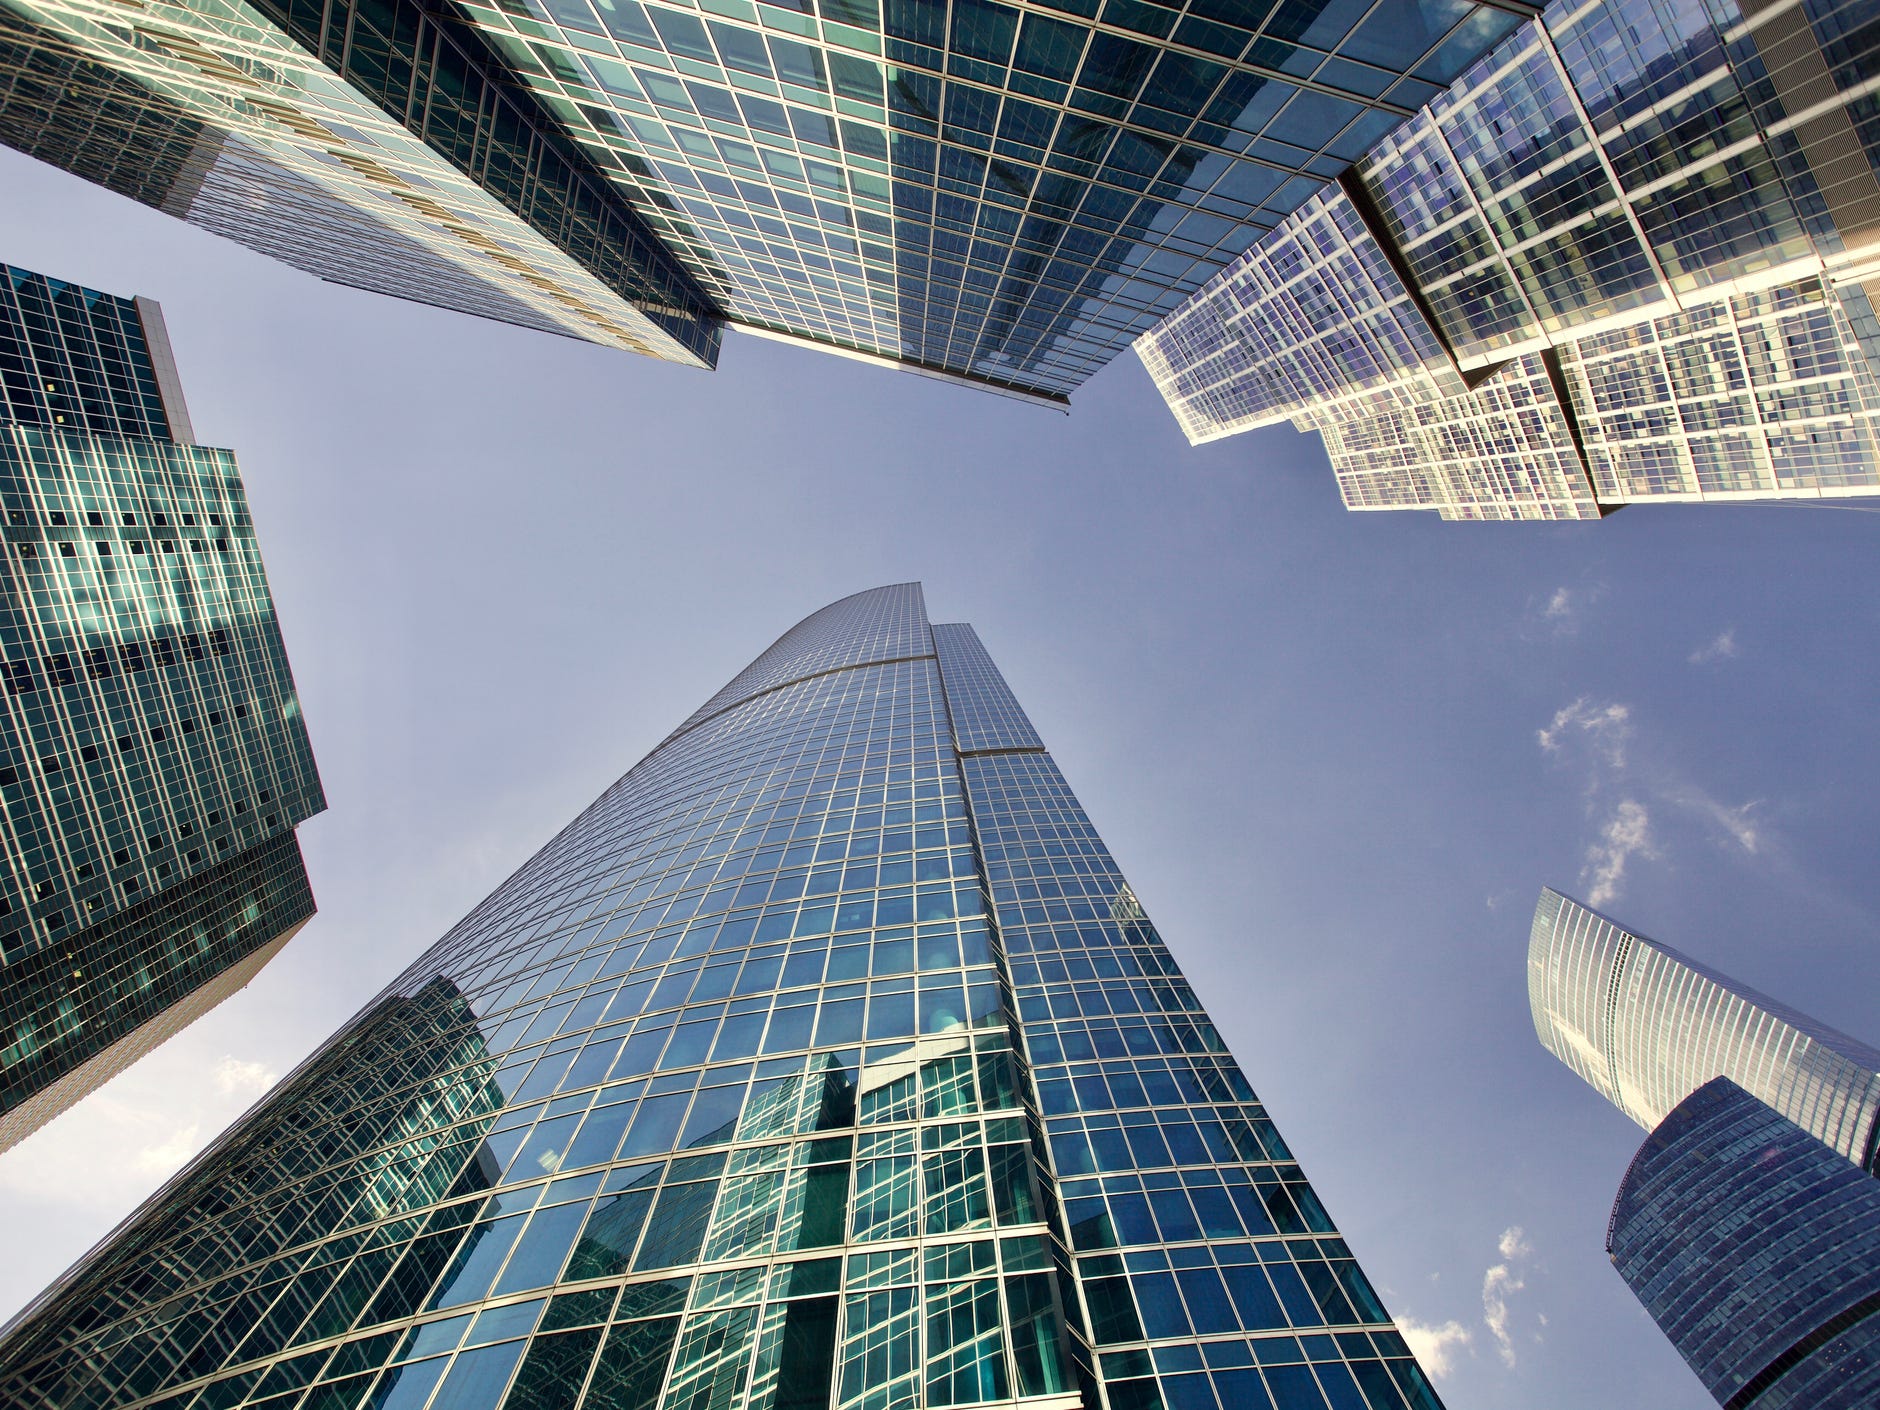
[0,584,1442,1410]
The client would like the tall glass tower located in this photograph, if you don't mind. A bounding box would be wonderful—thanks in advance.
[0,584,1442,1410]
[0,0,1538,400]
[0,261,325,1150]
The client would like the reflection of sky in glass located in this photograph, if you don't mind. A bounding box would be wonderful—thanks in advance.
[452,0,1527,395]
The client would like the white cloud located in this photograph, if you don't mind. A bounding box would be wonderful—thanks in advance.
[0,1052,276,1216]
[1664,786,1760,854]
[1583,799,1653,907]
[1483,1226,1535,1368]
[1688,629,1739,665]
[1533,583,1604,636]
[1537,697,1632,769]
[213,1056,278,1097]
[132,1123,201,1177]
[1399,1318,1472,1379]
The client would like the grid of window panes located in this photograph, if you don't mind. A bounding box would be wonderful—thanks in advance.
[1528,888,1880,1171]
[930,624,1038,756]
[1134,184,1464,443]
[1317,354,1600,519]
[0,425,323,964]
[0,584,1445,1410]
[0,8,592,349]
[674,580,931,739]
[1355,0,1836,365]
[1558,277,1880,501]
[0,830,315,1132]
[0,587,1067,1410]
[0,12,231,220]
[960,746,1442,1410]
[0,266,173,441]
[0,0,721,363]
[442,0,1535,396]
[1139,0,1880,510]
[1608,1078,1880,1409]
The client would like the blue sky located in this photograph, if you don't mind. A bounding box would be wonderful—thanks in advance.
[3,142,1878,1410]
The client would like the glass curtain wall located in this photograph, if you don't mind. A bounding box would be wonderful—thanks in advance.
[0,583,1440,1410]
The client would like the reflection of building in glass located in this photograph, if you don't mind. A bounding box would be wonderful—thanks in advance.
[1608,1078,1880,1410]
[0,0,1539,401]
[0,584,1449,1410]
[0,262,323,1150]
[1529,888,1880,1171]
[1140,0,1880,515]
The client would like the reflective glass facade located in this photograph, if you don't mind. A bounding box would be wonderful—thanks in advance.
[0,262,324,1150]
[0,0,722,364]
[0,0,1538,399]
[1608,1077,1880,1409]
[1529,887,1880,1171]
[1140,0,1880,514]
[0,583,1444,1410]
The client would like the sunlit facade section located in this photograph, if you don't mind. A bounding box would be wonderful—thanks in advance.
[1608,1078,1880,1409]
[1140,0,1880,514]
[1528,888,1880,1172]
[0,263,323,1150]
[0,583,1445,1410]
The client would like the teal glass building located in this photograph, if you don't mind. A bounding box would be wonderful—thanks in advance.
[0,584,1443,1410]
[0,261,325,1151]
[0,0,1538,400]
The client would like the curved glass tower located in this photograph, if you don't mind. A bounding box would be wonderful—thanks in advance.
[1528,888,1880,1171]
[1608,1077,1880,1409]
[0,584,1442,1410]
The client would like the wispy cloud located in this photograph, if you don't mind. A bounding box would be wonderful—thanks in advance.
[132,1123,202,1177]
[1531,582,1604,638]
[1483,1227,1535,1368]
[1688,628,1738,665]
[1400,1318,1472,1379]
[213,1056,278,1097]
[1538,694,1769,907]
[1583,800,1653,907]
[0,1050,280,1215]
[1537,697,1632,770]
[1664,785,1759,854]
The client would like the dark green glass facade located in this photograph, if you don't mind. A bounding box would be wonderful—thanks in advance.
[0,263,324,1150]
[0,585,1440,1410]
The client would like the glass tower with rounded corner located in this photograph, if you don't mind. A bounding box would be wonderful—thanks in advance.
[0,584,1441,1410]
[1608,1077,1880,1409]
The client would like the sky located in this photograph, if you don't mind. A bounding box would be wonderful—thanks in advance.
[2,140,1878,1410]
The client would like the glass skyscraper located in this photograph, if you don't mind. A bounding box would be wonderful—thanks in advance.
[1138,0,1880,515]
[0,261,325,1151]
[1528,887,1880,1171]
[1532,892,1880,1406]
[0,0,1538,401]
[0,584,1443,1410]
[1607,1077,1880,1410]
